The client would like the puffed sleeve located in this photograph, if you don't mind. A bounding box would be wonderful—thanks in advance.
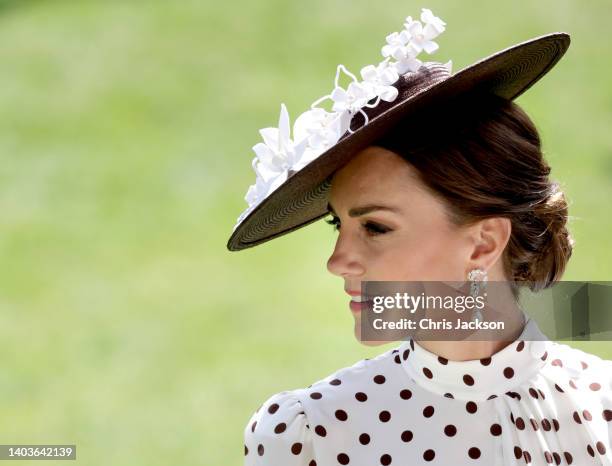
[243,390,315,466]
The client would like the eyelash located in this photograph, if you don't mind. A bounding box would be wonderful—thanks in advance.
[325,215,391,236]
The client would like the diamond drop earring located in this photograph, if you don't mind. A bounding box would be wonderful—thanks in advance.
[467,268,487,322]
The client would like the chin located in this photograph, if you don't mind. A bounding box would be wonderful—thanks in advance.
[354,323,390,347]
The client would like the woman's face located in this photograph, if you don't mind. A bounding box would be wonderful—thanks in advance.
[326,145,485,345]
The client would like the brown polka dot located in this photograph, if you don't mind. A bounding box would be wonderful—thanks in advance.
[514,446,522,459]
[516,341,525,351]
[542,419,551,431]
[538,389,546,399]
[244,444,248,456]
[530,418,539,430]
[541,351,548,361]
[359,433,370,445]
[583,410,592,421]
[403,349,410,360]
[554,383,564,393]
[423,368,433,379]
[603,409,612,422]
[581,361,588,370]
[423,406,434,418]
[503,367,515,379]
[291,443,302,455]
[587,445,595,457]
[251,420,257,432]
[524,451,532,463]
[310,392,322,400]
[444,392,454,399]
[309,460,317,466]
[529,388,539,399]
[596,441,606,455]
[315,425,327,437]
[437,356,448,365]
[468,447,481,459]
[553,452,561,465]
[337,453,350,464]
[380,454,392,465]
[490,423,502,436]
[374,375,386,384]
[394,354,401,364]
[487,394,497,400]
[423,449,435,461]
[335,409,348,421]
[505,391,522,401]
[466,401,478,414]
[410,339,414,350]
[569,379,578,389]
[544,451,552,463]
[274,423,287,434]
[330,378,342,386]
[564,452,573,464]
[515,417,525,430]
[589,382,601,391]
[268,403,279,414]
[480,357,491,366]
[444,424,456,436]
[400,389,412,400]
[401,430,413,442]
[463,374,474,386]
[551,359,563,367]
[573,411,582,424]
[379,410,391,422]
[553,419,559,431]
[258,444,264,456]
[355,392,368,402]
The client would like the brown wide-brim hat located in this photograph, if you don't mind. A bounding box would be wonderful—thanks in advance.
[226,32,571,252]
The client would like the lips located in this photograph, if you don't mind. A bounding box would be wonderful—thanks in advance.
[349,296,374,312]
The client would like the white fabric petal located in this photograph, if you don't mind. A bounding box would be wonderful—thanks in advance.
[406,19,423,37]
[278,103,290,150]
[259,127,279,151]
[360,64,378,82]
[252,142,275,164]
[379,85,399,102]
[422,39,439,54]
[330,87,348,103]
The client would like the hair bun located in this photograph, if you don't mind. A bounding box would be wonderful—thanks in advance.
[517,182,575,292]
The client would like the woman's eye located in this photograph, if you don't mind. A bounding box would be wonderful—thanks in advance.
[325,216,391,236]
[364,222,391,236]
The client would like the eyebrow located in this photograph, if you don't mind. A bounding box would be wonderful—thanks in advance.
[327,201,402,218]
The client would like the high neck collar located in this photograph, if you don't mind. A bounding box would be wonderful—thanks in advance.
[397,313,551,401]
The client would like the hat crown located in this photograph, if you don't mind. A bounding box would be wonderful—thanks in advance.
[345,61,451,135]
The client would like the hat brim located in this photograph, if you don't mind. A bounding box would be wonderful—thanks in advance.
[227,32,570,252]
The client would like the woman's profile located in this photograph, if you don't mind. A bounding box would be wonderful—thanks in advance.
[227,8,612,465]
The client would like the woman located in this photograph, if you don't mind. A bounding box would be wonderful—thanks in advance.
[228,9,612,465]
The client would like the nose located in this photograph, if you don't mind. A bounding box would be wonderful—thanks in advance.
[326,234,365,278]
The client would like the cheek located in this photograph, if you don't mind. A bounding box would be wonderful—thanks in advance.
[370,226,466,281]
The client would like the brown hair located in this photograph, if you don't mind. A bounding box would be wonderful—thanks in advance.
[373,91,574,298]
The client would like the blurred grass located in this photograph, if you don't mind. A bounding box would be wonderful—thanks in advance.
[0,0,610,464]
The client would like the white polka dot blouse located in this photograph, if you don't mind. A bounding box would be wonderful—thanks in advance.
[243,313,612,465]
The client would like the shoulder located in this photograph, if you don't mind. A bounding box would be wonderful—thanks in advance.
[243,344,403,464]
[244,389,312,462]
[542,340,612,393]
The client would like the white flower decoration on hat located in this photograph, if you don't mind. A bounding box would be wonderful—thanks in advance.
[233,7,449,232]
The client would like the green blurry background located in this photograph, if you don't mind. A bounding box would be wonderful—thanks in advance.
[0,0,610,464]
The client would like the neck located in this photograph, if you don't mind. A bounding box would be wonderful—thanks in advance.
[415,285,527,361]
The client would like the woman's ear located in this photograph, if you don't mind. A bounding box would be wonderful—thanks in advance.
[467,217,512,272]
